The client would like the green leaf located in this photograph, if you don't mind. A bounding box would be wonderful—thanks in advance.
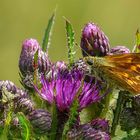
[42,12,55,52]
[133,29,140,53]
[65,19,75,66]
[17,112,31,140]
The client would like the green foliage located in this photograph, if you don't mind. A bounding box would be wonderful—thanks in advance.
[133,29,140,53]
[65,19,75,66]
[121,129,140,140]
[17,112,31,140]
[0,89,15,140]
[42,13,55,52]
[0,109,12,140]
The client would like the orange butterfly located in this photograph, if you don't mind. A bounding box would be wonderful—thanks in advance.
[84,53,140,94]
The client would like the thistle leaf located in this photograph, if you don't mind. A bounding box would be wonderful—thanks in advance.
[17,112,31,140]
[42,13,55,52]
[133,29,140,53]
[65,19,75,66]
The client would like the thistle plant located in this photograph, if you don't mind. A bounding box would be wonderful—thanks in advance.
[0,12,140,140]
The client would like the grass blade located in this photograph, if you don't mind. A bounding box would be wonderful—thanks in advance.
[42,13,55,52]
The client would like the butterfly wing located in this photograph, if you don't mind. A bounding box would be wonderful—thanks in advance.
[105,53,140,73]
[102,53,140,94]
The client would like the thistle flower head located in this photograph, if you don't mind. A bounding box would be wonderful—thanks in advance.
[0,80,34,115]
[0,80,27,103]
[19,39,40,75]
[91,118,109,133]
[81,23,110,57]
[68,121,110,140]
[19,38,51,89]
[109,46,130,55]
[0,80,17,95]
[82,129,110,140]
[19,38,51,75]
[35,61,109,112]
[28,109,52,134]
[14,97,34,114]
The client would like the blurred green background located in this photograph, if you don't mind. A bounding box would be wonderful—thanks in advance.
[0,0,140,86]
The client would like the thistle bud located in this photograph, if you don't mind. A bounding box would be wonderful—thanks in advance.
[109,46,130,55]
[91,118,109,133]
[67,124,110,140]
[67,124,91,140]
[19,39,40,75]
[120,107,138,132]
[15,97,34,115]
[0,80,25,104]
[81,23,110,57]
[19,39,51,89]
[67,127,82,140]
[0,80,17,95]
[83,129,110,140]
[19,38,51,75]
[28,109,52,134]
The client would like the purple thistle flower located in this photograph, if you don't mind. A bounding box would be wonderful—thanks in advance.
[81,23,110,57]
[35,61,109,112]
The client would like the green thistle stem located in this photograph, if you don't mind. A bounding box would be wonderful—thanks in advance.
[100,92,112,118]
[111,90,124,137]
[62,80,84,139]
[50,103,58,140]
